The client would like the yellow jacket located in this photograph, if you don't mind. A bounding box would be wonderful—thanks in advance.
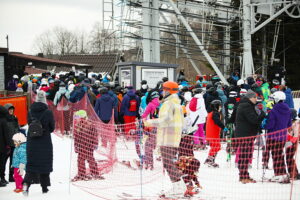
[144,94,184,148]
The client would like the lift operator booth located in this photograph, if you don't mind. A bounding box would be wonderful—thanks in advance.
[116,62,179,89]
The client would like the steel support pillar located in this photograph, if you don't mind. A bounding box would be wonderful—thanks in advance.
[142,0,160,63]
[242,0,255,79]
[168,0,228,85]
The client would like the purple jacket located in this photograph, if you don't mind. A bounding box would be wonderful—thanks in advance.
[7,79,18,91]
[120,90,140,117]
[265,102,292,141]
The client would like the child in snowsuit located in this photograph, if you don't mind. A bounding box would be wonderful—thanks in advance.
[205,100,226,167]
[72,110,104,181]
[12,133,27,193]
[177,132,202,197]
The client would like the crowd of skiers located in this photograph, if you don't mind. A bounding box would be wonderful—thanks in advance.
[1,70,300,198]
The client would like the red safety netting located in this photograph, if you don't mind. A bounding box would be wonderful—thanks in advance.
[29,90,300,200]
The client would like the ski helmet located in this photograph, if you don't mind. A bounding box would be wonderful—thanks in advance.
[273,91,286,103]
[163,81,179,94]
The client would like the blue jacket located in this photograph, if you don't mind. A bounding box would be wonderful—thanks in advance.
[120,90,140,116]
[12,143,27,168]
[69,87,85,103]
[284,88,294,109]
[108,90,118,107]
[265,102,292,141]
[94,93,117,122]
[217,89,227,105]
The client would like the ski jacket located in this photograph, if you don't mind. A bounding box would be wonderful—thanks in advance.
[144,94,184,148]
[94,93,117,122]
[120,90,140,117]
[53,87,69,106]
[12,143,27,168]
[261,82,271,102]
[189,93,207,125]
[265,102,292,141]
[235,97,265,138]
[142,97,160,119]
[206,111,224,139]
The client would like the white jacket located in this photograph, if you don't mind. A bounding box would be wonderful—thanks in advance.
[189,93,207,125]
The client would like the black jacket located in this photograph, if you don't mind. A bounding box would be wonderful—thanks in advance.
[235,98,265,138]
[27,102,55,173]
[0,106,9,153]
[6,114,19,147]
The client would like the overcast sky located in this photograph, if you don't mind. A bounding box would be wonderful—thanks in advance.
[0,0,102,54]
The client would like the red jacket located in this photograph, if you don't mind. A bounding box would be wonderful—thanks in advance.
[206,111,224,139]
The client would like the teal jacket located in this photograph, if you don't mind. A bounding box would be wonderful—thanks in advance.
[12,143,27,168]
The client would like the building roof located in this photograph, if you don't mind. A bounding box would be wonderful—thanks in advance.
[9,53,92,69]
[57,54,118,73]
[25,66,48,75]
[116,61,179,68]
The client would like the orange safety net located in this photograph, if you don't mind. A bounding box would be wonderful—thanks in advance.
[29,91,300,200]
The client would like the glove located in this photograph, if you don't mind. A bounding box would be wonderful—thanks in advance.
[18,163,25,176]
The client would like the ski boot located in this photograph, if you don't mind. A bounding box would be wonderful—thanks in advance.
[204,156,219,168]
[184,186,197,197]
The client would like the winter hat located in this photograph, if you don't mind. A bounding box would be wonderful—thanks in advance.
[240,89,247,96]
[36,90,47,105]
[48,79,55,84]
[75,110,87,119]
[141,80,147,85]
[12,133,26,143]
[245,90,257,99]
[4,103,14,110]
[229,91,237,98]
[13,74,19,79]
[184,91,192,102]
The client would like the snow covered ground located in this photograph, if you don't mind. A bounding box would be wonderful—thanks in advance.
[1,99,300,200]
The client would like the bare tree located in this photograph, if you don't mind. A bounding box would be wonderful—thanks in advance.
[53,26,76,55]
[33,30,55,55]
[73,30,89,54]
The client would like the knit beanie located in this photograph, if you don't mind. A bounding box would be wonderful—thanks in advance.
[36,90,47,105]
[245,90,257,99]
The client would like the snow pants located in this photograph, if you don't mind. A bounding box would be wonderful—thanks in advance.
[124,115,136,136]
[13,168,23,189]
[270,140,287,176]
[160,146,182,182]
[207,139,221,157]
[238,138,255,179]
[77,150,99,176]
[193,123,205,145]
[285,142,299,178]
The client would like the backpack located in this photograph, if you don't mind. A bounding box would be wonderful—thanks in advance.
[128,96,138,112]
[189,97,198,112]
[28,111,46,138]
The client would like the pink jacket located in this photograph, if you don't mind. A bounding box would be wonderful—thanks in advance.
[142,98,160,119]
